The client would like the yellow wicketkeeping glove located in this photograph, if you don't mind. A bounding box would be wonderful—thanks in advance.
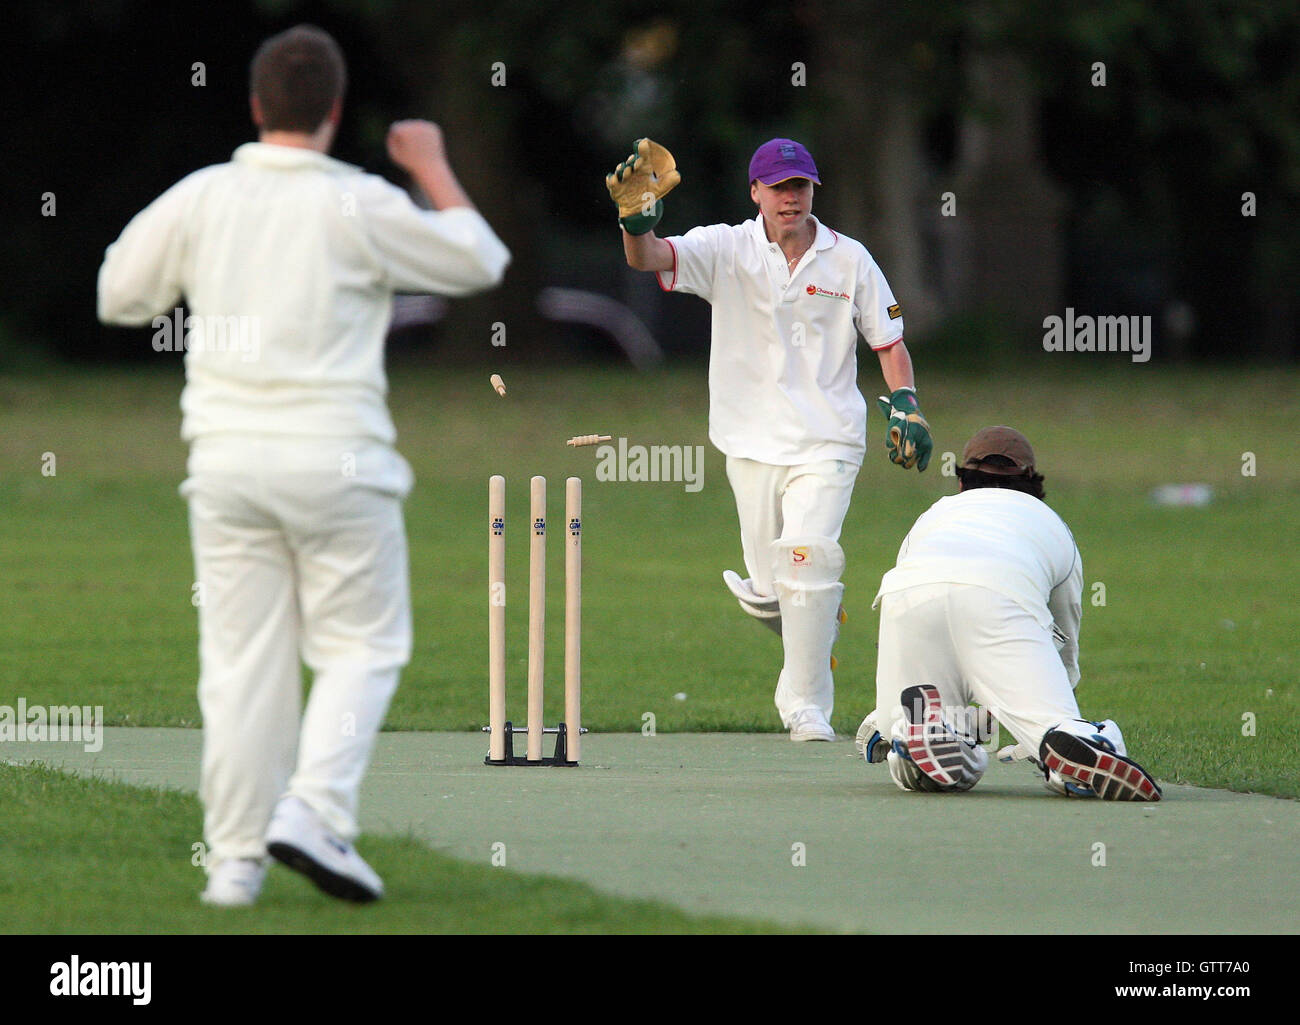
[605,138,681,235]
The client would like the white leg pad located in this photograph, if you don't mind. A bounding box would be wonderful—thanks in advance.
[771,537,845,725]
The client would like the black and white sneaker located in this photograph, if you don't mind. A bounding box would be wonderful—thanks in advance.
[266,795,384,902]
[1039,728,1162,802]
[897,684,986,790]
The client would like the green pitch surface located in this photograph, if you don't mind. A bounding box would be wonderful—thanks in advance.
[1,362,1298,933]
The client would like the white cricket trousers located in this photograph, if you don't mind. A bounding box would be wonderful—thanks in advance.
[181,435,413,866]
[726,456,858,722]
[874,582,1081,755]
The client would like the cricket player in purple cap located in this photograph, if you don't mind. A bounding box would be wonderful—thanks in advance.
[609,136,930,741]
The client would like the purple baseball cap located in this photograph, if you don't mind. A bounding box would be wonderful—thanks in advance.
[749,138,821,185]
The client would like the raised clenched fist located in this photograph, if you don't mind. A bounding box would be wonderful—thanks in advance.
[386,120,447,173]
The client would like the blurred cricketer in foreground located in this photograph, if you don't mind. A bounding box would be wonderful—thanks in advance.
[609,137,932,742]
[855,427,1161,801]
[97,25,510,904]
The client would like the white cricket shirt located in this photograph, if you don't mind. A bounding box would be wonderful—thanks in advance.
[874,488,1083,684]
[657,215,903,465]
[98,142,511,443]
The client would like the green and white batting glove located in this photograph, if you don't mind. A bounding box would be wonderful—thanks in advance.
[875,386,932,471]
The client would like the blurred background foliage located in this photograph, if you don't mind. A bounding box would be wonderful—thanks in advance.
[4,0,1297,368]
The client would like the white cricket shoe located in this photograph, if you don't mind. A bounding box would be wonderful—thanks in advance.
[265,795,384,902]
[1007,720,1131,798]
[200,857,266,907]
[789,707,836,742]
[1039,721,1162,802]
[895,684,987,791]
[999,742,1091,797]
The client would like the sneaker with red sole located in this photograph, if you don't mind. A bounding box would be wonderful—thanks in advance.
[1039,728,1162,802]
[898,684,986,790]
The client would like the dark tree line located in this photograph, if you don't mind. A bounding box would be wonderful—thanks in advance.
[3,0,1296,367]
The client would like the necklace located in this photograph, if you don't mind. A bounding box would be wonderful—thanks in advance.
[783,225,815,269]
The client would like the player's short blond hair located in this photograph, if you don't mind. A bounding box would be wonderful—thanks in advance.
[250,25,347,133]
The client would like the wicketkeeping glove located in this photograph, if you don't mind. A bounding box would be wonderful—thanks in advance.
[875,386,932,471]
[606,138,681,235]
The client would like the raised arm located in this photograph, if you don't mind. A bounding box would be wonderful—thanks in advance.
[386,120,474,211]
[373,119,510,294]
[621,227,675,272]
[607,139,681,274]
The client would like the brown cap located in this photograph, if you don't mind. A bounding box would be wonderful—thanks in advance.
[960,426,1036,475]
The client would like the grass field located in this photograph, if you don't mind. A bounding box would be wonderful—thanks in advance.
[2,359,1298,932]
[0,762,790,933]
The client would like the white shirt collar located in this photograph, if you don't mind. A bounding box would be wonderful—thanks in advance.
[747,214,836,252]
[233,142,353,173]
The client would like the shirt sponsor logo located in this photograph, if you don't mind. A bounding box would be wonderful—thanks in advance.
[888,303,902,319]
[804,284,850,302]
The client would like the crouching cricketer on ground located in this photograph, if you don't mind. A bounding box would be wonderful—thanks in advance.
[97,26,511,905]
[611,137,930,742]
[855,427,1161,801]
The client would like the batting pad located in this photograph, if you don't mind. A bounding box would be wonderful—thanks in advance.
[771,537,844,724]
[770,536,846,590]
